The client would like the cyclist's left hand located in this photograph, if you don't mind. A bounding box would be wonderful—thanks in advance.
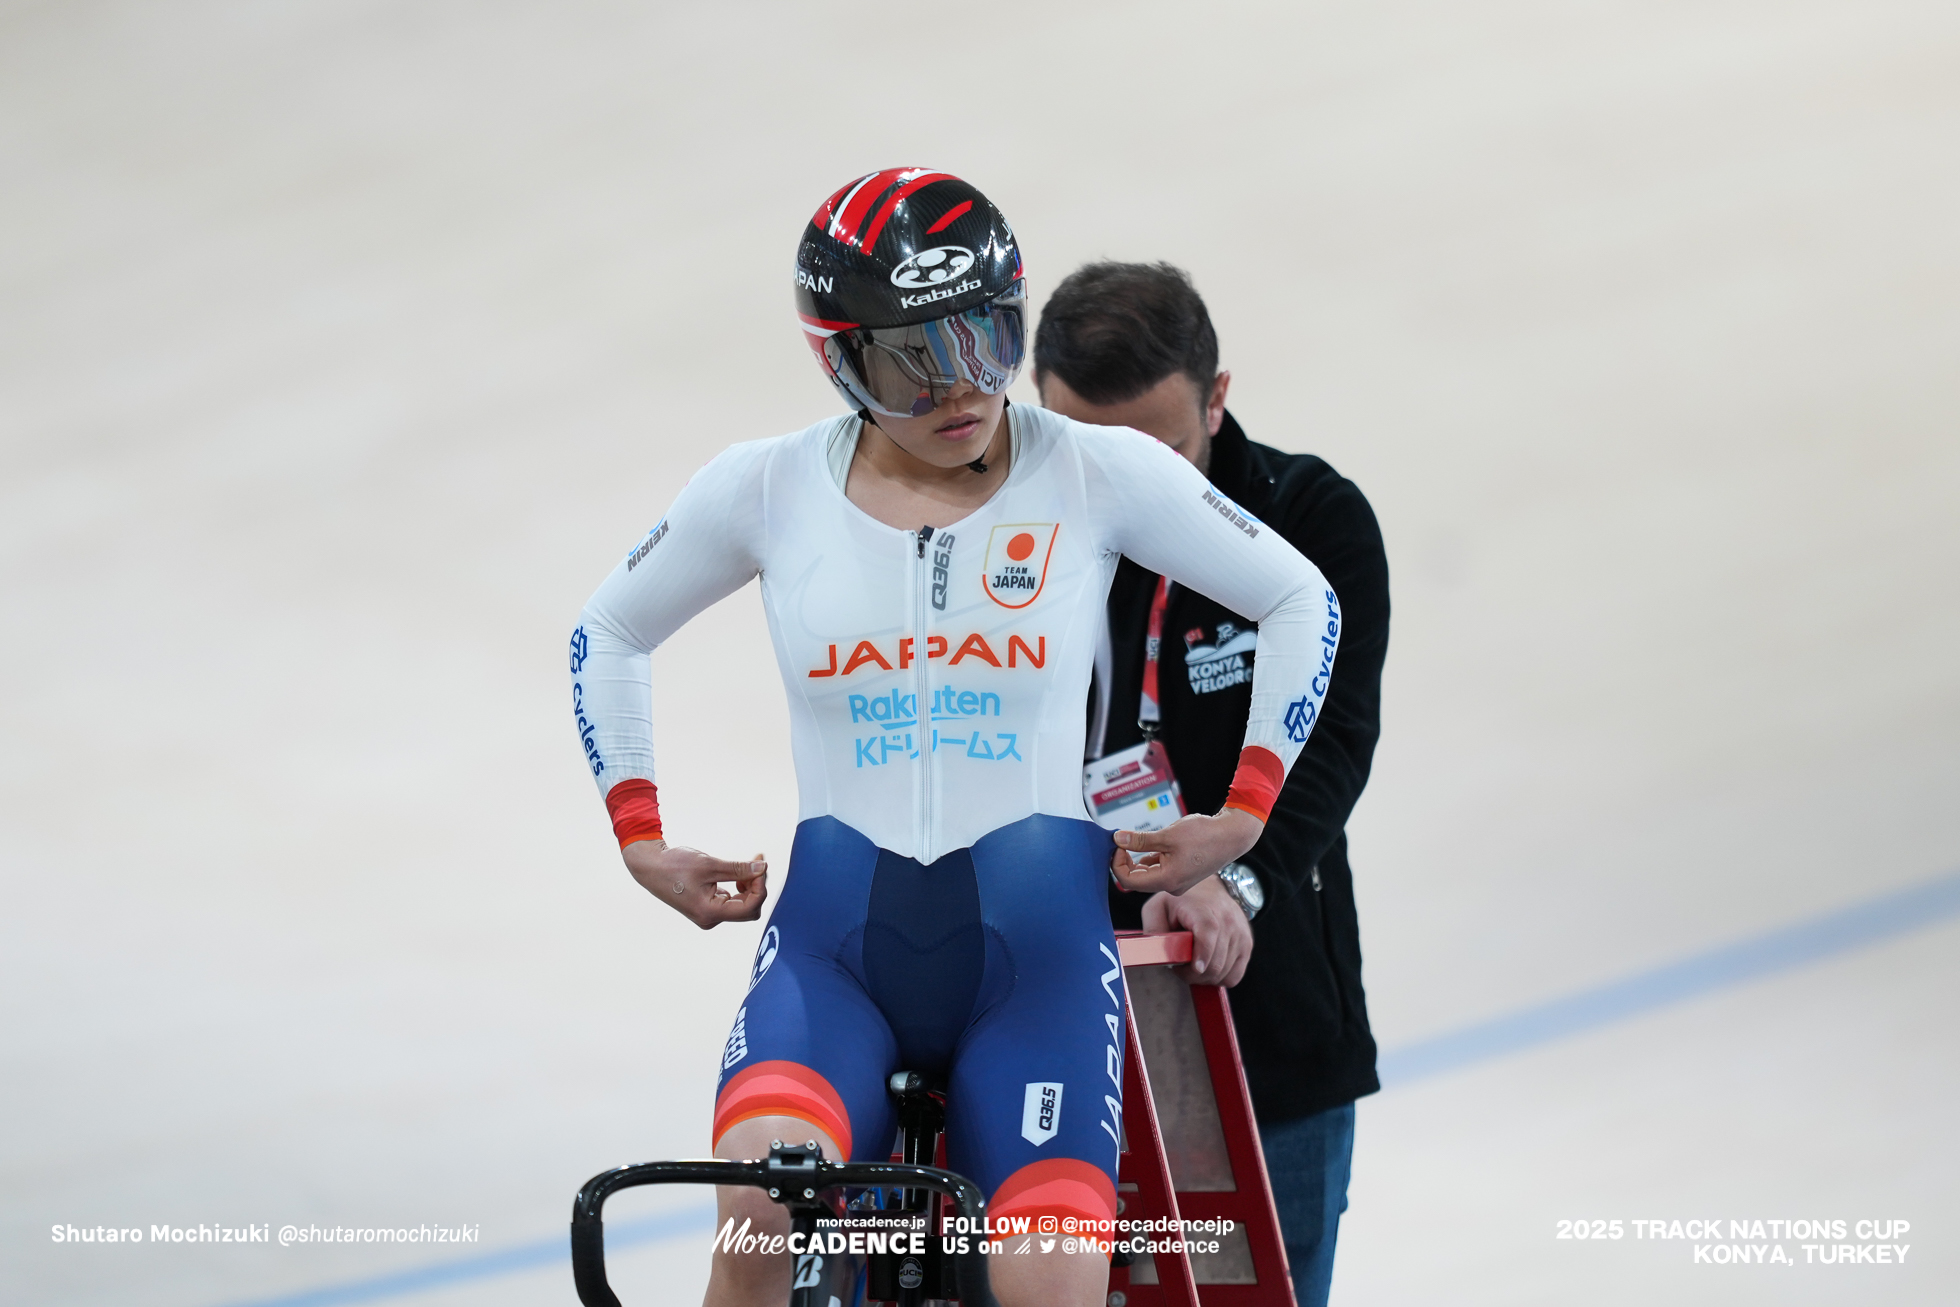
[1142,877,1253,987]
[1110,808,1263,897]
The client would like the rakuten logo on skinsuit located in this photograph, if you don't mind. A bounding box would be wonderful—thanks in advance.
[848,685,1004,725]
[847,682,1023,769]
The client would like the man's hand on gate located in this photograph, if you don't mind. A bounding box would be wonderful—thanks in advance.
[1142,877,1253,987]
[1110,807,1263,897]
[621,839,768,929]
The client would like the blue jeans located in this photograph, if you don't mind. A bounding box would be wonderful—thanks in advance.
[1259,1102,1355,1306]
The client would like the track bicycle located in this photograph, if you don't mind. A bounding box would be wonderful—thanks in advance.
[572,1070,994,1307]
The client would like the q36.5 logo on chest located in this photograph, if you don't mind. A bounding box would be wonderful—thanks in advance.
[982,523,1059,609]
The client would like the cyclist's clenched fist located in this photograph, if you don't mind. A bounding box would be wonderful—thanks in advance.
[621,839,768,929]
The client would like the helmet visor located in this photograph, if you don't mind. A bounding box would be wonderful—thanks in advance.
[824,281,1027,418]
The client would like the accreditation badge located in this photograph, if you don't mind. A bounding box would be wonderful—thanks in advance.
[1082,740,1187,833]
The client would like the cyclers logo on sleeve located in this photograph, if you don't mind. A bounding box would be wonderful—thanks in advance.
[570,625,601,773]
[1283,695,1317,743]
[721,1007,749,1070]
[573,682,603,775]
[1284,588,1342,743]
[1312,587,1340,696]
[1021,1082,1062,1146]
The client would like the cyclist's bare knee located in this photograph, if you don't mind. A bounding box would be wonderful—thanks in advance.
[703,1116,845,1307]
[713,1113,844,1167]
[988,1239,1109,1307]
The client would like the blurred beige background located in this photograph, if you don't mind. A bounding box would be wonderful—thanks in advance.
[3,2,1956,1304]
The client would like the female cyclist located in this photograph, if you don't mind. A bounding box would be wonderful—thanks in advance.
[570,168,1341,1307]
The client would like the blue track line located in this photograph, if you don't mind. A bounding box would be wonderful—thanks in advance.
[1376,866,1960,1086]
[208,865,1960,1306]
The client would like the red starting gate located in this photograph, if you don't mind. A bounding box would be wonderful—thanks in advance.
[1108,930,1295,1307]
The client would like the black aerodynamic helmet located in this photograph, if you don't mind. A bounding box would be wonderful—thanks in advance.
[795,168,1027,419]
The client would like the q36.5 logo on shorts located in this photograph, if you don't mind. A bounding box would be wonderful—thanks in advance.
[1021,1081,1063,1146]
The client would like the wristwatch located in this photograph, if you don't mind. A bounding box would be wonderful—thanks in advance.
[1216,862,1265,920]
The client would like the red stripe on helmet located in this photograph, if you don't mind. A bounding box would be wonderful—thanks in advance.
[925,199,972,234]
[813,172,875,233]
[858,171,960,252]
[830,168,912,245]
[797,312,861,332]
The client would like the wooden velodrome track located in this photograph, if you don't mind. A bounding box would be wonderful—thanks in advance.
[4,3,1956,1303]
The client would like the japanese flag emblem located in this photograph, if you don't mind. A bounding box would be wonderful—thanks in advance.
[982,523,1059,609]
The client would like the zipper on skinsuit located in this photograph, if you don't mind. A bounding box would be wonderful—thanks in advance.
[913,525,935,860]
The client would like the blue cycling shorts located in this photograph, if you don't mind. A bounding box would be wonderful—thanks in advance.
[711,813,1126,1229]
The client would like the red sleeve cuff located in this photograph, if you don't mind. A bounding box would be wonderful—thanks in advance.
[604,779,664,848]
[1221,746,1284,823]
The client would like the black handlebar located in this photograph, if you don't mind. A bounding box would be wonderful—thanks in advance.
[570,1155,996,1307]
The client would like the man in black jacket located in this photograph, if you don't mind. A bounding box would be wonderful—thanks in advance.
[1035,263,1388,1306]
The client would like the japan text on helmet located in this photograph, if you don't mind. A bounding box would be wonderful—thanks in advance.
[795,168,1028,419]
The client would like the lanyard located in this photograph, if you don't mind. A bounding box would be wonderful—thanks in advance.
[1139,575,1172,735]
